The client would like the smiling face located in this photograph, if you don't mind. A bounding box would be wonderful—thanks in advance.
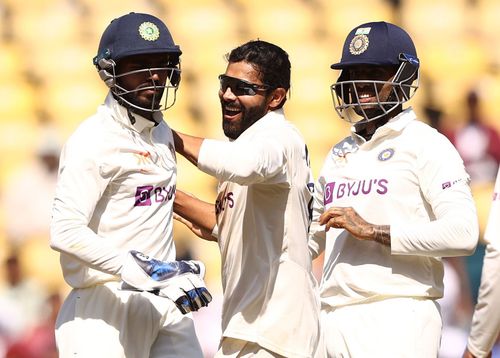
[347,65,398,118]
[219,61,275,140]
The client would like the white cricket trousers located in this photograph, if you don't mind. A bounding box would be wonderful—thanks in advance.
[321,297,442,358]
[215,338,286,357]
[55,281,203,358]
[215,337,326,358]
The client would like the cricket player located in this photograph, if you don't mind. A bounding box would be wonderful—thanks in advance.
[173,40,323,357]
[464,166,500,358]
[50,12,209,357]
[308,21,479,357]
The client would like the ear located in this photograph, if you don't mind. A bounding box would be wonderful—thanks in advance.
[267,88,287,110]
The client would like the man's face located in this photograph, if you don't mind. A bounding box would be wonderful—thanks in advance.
[347,65,398,118]
[219,61,273,140]
[115,53,179,112]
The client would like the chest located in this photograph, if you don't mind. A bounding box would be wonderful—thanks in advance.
[322,141,420,209]
[103,130,177,205]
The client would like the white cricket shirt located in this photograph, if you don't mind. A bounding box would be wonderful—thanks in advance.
[467,166,500,358]
[198,109,321,358]
[309,108,479,309]
[50,93,177,288]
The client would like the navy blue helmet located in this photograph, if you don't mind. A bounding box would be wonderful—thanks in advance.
[330,21,420,124]
[93,12,182,113]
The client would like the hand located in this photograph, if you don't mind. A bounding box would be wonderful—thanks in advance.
[319,206,372,237]
[319,206,391,246]
[462,347,491,358]
[174,213,217,242]
[121,250,212,314]
[462,349,475,358]
[156,272,212,314]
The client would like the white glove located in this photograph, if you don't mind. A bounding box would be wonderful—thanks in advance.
[121,250,212,314]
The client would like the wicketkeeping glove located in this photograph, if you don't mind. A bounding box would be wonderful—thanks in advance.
[121,250,212,314]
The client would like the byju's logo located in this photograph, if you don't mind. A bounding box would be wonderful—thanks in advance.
[135,185,175,206]
[441,178,463,190]
[215,191,234,215]
[324,178,389,205]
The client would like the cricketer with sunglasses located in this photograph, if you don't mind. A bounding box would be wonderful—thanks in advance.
[173,40,324,357]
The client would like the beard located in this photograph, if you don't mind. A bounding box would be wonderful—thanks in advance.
[222,100,268,140]
[123,88,164,111]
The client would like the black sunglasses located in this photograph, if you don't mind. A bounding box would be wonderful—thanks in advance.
[218,74,272,96]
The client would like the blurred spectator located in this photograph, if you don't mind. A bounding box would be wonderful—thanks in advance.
[0,252,49,345]
[444,89,500,185]
[5,292,60,358]
[1,125,61,244]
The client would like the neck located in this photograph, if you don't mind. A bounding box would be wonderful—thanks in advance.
[355,117,388,141]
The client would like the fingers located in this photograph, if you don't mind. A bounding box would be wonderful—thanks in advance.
[319,207,345,230]
[173,213,192,228]
[325,217,343,231]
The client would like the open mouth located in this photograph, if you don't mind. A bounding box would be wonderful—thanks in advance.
[223,105,241,119]
[358,92,376,103]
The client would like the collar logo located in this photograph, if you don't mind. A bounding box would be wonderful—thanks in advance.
[378,148,395,161]
[139,22,160,41]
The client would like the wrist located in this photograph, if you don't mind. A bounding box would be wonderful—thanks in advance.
[372,225,391,246]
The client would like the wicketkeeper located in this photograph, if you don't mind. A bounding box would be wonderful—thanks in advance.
[50,12,211,358]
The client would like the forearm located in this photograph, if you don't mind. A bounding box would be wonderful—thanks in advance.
[174,190,216,233]
[172,130,204,166]
[50,217,124,276]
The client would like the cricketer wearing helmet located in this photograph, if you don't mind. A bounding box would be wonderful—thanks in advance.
[50,12,210,358]
[308,21,479,357]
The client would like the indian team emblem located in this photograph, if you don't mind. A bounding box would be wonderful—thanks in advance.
[378,148,395,161]
[349,34,369,55]
[139,22,160,41]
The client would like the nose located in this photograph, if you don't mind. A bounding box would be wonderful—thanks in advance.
[148,70,161,82]
[220,87,236,100]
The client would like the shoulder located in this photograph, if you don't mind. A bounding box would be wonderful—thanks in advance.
[153,120,174,141]
[403,120,465,169]
[403,120,456,149]
[63,113,116,160]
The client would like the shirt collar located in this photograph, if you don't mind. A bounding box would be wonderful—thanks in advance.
[350,107,416,144]
[104,92,158,133]
[236,108,286,140]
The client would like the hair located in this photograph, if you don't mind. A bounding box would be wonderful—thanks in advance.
[226,40,291,108]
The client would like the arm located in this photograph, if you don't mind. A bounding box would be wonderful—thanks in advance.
[174,189,217,242]
[174,128,286,185]
[50,142,124,276]
[464,240,500,357]
[308,177,328,258]
[465,169,500,358]
[172,130,204,166]
[390,131,478,256]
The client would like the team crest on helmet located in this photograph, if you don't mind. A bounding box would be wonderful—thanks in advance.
[349,34,369,55]
[139,22,160,41]
[378,148,395,161]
